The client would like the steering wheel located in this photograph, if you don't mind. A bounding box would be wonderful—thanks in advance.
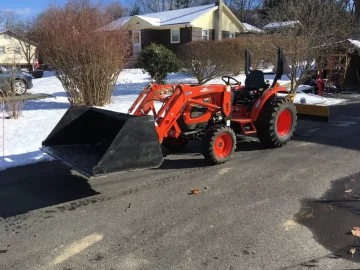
[222,76,240,86]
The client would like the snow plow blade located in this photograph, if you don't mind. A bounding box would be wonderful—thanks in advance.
[41,106,164,178]
[295,104,329,122]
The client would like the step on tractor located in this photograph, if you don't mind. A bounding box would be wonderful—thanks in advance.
[41,48,297,178]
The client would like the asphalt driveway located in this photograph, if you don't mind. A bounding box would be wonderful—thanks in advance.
[1,94,360,270]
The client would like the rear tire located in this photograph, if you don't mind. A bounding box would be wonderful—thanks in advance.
[162,137,187,153]
[255,97,297,148]
[12,80,27,95]
[202,126,236,165]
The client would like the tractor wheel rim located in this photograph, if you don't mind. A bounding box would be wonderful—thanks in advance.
[214,133,233,158]
[277,109,292,136]
[14,82,25,94]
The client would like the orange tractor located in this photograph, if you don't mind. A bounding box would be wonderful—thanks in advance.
[41,48,297,178]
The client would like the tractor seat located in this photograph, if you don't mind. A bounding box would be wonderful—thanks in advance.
[245,70,267,90]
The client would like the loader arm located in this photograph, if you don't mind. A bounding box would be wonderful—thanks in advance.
[128,81,152,114]
[128,83,178,116]
[132,84,232,143]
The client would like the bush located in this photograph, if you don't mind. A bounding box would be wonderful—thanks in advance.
[178,36,278,85]
[5,100,24,119]
[136,43,180,84]
[219,35,277,73]
[35,0,131,106]
[1,70,24,119]
[178,40,234,85]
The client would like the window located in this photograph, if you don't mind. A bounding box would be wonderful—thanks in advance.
[14,47,21,54]
[202,29,208,40]
[229,32,235,39]
[171,29,180,43]
[0,46,5,54]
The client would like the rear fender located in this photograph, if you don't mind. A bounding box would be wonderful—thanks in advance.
[12,78,27,87]
[250,87,289,121]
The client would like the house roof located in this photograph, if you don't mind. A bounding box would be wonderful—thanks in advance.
[106,16,132,30]
[263,20,302,30]
[136,4,217,26]
[105,3,241,30]
[0,30,18,36]
[0,30,37,46]
[242,23,263,33]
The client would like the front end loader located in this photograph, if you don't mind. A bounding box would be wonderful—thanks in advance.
[41,107,164,178]
[41,48,300,178]
[41,82,237,178]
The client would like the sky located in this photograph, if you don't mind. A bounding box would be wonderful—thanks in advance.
[0,0,134,20]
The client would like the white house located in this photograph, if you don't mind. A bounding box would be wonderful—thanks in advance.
[0,30,38,68]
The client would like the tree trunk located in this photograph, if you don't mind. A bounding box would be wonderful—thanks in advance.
[355,0,360,21]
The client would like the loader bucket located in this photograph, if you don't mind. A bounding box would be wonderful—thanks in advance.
[41,106,164,178]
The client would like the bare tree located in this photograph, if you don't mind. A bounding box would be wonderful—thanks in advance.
[129,3,141,15]
[0,10,17,30]
[214,35,276,75]
[12,19,38,72]
[264,0,356,92]
[179,40,235,84]
[224,0,263,21]
[355,0,360,20]
[135,0,196,13]
[35,0,131,106]
[1,58,25,119]
[104,1,127,20]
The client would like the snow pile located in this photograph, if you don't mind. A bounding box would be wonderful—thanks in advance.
[0,69,347,171]
[277,92,345,106]
[296,85,313,93]
[349,39,360,48]
[263,20,302,30]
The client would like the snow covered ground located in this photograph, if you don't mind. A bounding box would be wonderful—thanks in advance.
[0,69,347,171]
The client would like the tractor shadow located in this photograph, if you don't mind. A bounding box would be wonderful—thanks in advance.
[0,161,98,219]
[158,158,208,170]
[292,100,360,152]
[159,136,265,170]
[235,135,265,151]
[292,171,360,265]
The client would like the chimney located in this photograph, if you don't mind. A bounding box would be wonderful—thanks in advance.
[215,0,223,40]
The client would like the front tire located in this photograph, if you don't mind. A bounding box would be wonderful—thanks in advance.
[255,97,297,148]
[202,126,236,165]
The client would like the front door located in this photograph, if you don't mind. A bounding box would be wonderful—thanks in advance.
[132,31,141,56]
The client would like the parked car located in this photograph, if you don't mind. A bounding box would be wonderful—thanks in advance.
[0,65,33,95]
